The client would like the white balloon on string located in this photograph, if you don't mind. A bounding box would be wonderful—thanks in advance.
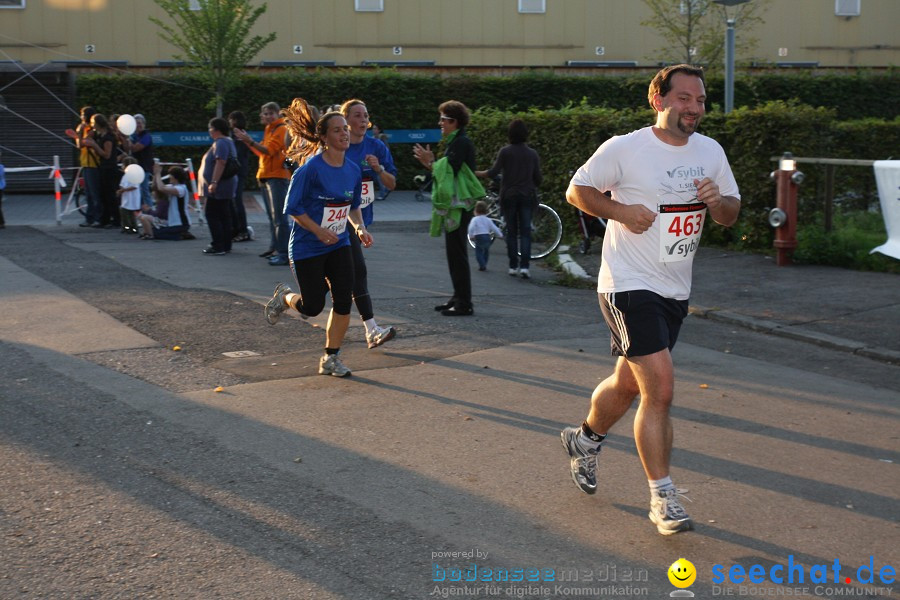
[117,114,137,135]
[123,164,145,185]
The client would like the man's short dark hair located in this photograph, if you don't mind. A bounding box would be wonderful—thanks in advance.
[648,64,706,109]
[168,166,188,184]
[208,117,230,136]
[228,110,246,129]
[508,119,529,144]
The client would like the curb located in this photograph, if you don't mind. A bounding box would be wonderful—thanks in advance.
[690,305,900,365]
[556,246,592,280]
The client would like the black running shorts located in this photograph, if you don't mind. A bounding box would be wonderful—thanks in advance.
[598,290,689,358]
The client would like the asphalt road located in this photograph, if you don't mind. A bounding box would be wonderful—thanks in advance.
[1,222,897,600]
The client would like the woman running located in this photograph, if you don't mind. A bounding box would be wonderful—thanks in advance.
[340,98,398,348]
[264,99,373,377]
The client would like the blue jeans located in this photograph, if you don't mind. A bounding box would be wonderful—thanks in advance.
[472,233,493,269]
[140,172,152,208]
[231,174,248,235]
[502,194,534,269]
[262,177,289,258]
[82,166,102,224]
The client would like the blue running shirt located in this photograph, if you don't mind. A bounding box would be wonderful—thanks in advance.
[284,154,362,260]
[344,135,397,227]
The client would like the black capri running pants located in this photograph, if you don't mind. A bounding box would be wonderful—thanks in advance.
[348,231,374,321]
[290,245,355,317]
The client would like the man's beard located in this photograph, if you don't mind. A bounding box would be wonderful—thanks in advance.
[678,114,700,134]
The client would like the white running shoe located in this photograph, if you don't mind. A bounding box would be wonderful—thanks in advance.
[560,427,601,495]
[520,268,531,279]
[366,325,396,349]
[649,488,694,535]
[265,283,290,325]
[508,268,519,276]
[319,352,351,377]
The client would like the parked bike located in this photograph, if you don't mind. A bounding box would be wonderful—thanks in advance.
[467,189,562,259]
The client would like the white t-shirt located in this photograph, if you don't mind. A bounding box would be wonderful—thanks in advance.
[571,127,740,300]
[119,182,142,211]
[167,183,191,228]
[467,214,503,239]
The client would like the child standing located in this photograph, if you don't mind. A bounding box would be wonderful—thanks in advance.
[467,200,503,271]
[117,156,141,234]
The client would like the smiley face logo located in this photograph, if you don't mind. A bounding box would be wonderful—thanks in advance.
[668,558,696,588]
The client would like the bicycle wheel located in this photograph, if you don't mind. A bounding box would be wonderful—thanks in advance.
[528,203,562,259]
[73,179,87,217]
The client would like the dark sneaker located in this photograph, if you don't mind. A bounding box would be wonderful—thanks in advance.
[560,426,601,495]
[649,488,694,535]
[265,283,290,325]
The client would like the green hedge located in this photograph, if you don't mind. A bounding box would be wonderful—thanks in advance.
[466,102,899,253]
[76,68,899,129]
[75,69,899,253]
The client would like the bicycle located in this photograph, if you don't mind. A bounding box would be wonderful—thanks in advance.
[467,190,562,259]
[60,168,88,218]
[575,207,607,255]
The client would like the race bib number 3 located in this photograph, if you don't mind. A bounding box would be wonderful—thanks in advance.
[360,179,375,208]
[321,203,350,235]
[658,203,706,262]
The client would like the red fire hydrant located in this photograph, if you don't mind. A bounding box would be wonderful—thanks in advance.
[769,152,805,266]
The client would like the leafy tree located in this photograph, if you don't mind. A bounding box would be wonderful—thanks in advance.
[150,0,276,116]
[641,0,769,71]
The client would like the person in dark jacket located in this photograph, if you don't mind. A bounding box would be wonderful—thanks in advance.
[228,110,253,242]
[477,118,543,279]
[413,100,481,316]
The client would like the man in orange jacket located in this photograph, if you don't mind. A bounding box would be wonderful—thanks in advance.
[234,102,291,265]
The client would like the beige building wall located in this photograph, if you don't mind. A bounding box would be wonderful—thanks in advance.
[0,0,897,68]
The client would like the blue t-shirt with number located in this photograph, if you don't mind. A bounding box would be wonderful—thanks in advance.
[284,153,362,260]
[344,135,396,227]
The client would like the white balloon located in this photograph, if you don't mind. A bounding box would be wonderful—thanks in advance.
[123,164,145,186]
[117,114,137,136]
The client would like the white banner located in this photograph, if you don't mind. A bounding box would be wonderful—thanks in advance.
[872,161,900,260]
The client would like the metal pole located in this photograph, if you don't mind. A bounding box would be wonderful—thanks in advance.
[53,155,62,225]
[724,18,736,113]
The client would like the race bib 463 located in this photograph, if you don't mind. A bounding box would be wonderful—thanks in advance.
[658,203,706,262]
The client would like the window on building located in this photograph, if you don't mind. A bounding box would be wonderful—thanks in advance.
[355,0,384,11]
[518,0,546,14]
[0,0,26,8]
[835,0,861,16]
